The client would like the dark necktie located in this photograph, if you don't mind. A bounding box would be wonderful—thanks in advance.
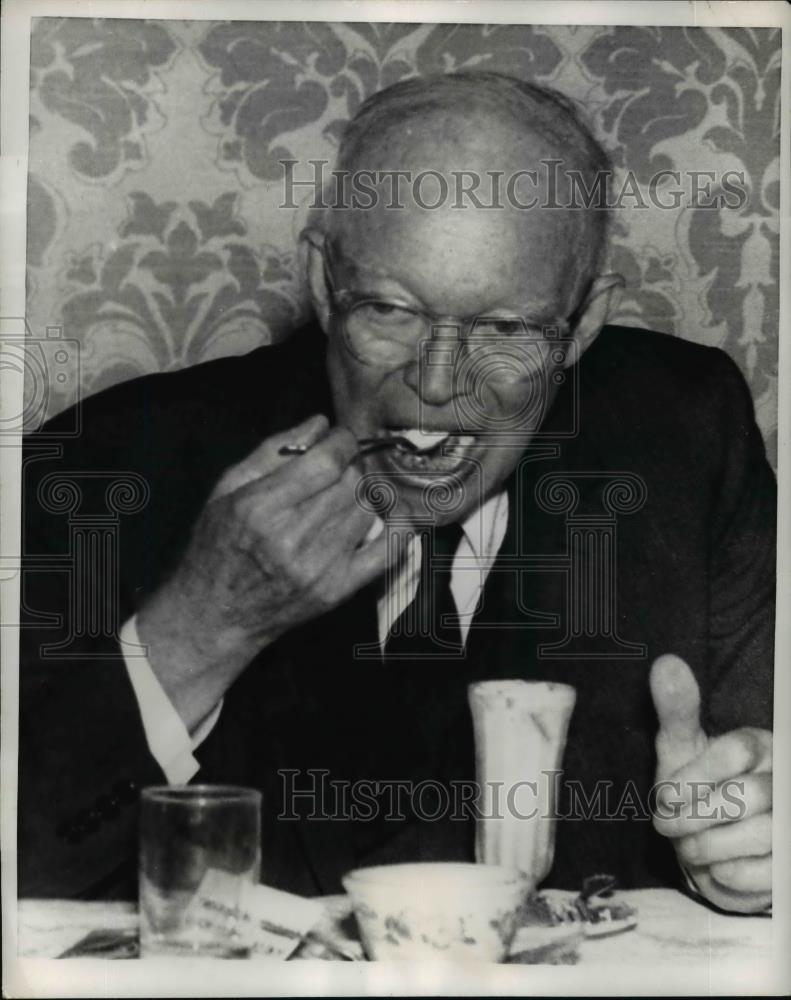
[383,520,465,659]
[376,519,467,780]
[362,519,475,864]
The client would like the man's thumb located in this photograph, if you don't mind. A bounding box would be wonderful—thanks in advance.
[650,654,707,779]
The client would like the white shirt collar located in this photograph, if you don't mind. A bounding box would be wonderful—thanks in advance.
[375,489,510,648]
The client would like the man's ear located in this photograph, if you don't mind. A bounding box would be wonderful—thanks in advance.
[299,226,332,333]
[566,273,624,364]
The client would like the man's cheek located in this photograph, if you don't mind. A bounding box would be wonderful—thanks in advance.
[479,449,521,497]
[327,356,376,429]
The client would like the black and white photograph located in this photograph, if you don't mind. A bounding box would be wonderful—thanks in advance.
[1,0,789,995]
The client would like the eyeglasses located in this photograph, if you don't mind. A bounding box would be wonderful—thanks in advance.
[322,253,576,382]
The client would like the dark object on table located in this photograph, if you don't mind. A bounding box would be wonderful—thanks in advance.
[575,874,638,937]
[508,874,638,963]
[59,927,139,959]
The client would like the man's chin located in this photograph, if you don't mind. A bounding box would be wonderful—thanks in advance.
[355,453,486,526]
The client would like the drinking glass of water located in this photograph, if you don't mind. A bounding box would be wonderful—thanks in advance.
[139,785,261,958]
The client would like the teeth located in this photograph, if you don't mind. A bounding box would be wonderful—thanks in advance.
[388,428,477,453]
[398,428,451,453]
[381,427,478,474]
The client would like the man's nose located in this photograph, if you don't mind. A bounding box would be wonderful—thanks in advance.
[403,331,461,406]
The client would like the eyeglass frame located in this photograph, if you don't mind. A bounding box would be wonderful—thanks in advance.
[319,245,582,373]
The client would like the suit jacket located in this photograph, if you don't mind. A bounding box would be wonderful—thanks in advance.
[18,323,776,899]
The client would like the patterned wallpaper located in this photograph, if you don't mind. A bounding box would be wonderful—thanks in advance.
[26,20,780,464]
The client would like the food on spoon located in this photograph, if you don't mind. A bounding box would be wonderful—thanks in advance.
[396,428,451,452]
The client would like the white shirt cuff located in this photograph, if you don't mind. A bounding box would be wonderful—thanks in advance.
[121,615,222,784]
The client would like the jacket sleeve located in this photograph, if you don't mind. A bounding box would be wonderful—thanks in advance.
[16,346,302,899]
[18,423,168,899]
[704,350,776,735]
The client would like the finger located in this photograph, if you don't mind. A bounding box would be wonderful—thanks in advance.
[293,516,399,612]
[329,466,380,543]
[237,426,359,510]
[709,855,772,894]
[212,414,329,498]
[342,525,404,595]
[292,469,375,555]
[668,727,772,790]
[650,654,708,781]
[331,498,377,550]
[654,771,772,839]
[685,869,772,914]
[676,812,772,867]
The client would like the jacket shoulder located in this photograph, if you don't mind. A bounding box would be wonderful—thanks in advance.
[590,325,742,383]
[28,325,330,467]
[586,324,757,424]
[575,324,768,481]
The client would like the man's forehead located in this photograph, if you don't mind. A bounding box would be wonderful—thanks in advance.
[324,101,605,311]
[340,105,579,176]
[330,208,582,316]
[331,107,594,249]
[329,167,590,306]
[335,201,572,260]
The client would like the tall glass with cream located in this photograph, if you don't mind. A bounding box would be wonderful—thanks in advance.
[468,680,576,883]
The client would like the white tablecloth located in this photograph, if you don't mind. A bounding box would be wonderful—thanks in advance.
[16,889,772,965]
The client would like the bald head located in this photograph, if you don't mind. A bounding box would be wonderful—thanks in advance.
[336,71,607,179]
[322,71,612,308]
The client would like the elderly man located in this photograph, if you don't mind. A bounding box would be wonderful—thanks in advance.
[20,72,774,913]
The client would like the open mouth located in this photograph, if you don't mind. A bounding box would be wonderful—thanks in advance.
[377,427,478,475]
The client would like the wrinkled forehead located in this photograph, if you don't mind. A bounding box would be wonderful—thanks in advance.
[326,110,602,310]
[329,206,584,318]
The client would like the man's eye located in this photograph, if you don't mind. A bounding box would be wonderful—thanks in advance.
[474,318,527,337]
[354,302,417,327]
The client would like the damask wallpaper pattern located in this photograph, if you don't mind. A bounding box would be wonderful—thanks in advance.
[26,19,780,464]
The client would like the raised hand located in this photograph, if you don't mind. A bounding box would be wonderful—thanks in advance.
[137,414,393,730]
[650,654,772,913]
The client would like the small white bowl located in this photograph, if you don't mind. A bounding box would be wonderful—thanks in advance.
[342,862,533,962]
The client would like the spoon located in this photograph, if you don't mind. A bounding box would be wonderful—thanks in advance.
[279,436,421,458]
